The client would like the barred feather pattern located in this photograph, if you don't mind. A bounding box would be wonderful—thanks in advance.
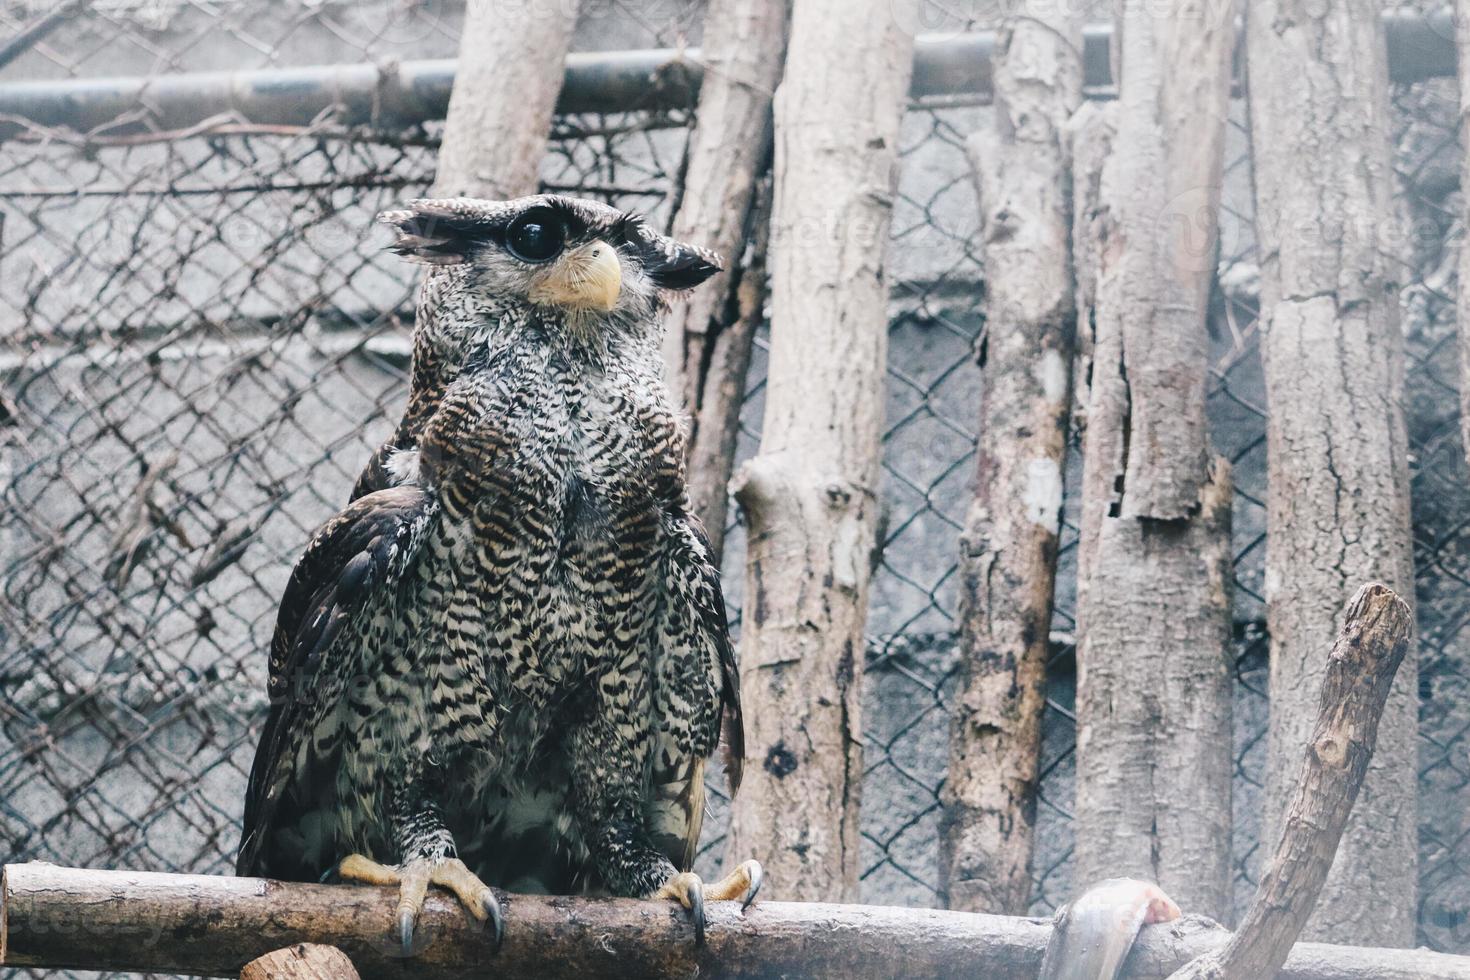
[238,195,738,899]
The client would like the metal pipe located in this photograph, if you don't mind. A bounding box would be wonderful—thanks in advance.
[0,12,1453,138]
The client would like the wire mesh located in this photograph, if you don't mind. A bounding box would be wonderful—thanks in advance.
[1,4,1468,973]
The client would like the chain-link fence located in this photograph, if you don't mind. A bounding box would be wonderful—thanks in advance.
[2,2,1468,972]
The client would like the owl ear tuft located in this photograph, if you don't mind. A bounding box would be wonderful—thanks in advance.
[378,200,491,266]
[620,218,723,290]
[645,242,723,290]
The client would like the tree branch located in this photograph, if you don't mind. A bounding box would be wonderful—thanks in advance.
[1166,582,1414,980]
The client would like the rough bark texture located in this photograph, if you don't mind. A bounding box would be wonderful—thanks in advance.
[1459,0,1470,469]
[240,945,360,980]
[431,0,580,198]
[1167,584,1413,980]
[722,0,914,902]
[1247,0,1419,946]
[685,176,772,561]
[1072,0,1237,921]
[1069,100,1117,391]
[7,866,1470,980]
[659,0,788,560]
[1074,462,1235,917]
[938,3,1083,917]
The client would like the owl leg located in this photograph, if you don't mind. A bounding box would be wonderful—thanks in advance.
[654,860,763,944]
[569,683,763,944]
[335,772,503,957]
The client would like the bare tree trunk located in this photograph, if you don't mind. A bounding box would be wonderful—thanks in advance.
[661,0,790,559]
[1458,0,1470,470]
[938,3,1083,917]
[432,0,581,198]
[1073,0,1237,921]
[723,0,914,902]
[1246,0,1418,946]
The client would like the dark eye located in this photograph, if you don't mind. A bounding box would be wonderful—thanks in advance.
[505,208,565,263]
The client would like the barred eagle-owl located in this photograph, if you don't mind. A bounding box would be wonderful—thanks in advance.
[237,195,759,952]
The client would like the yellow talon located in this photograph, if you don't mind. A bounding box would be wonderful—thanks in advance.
[335,853,503,955]
[705,859,763,907]
[654,859,762,945]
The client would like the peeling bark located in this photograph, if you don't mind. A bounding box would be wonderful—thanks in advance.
[1246,0,1418,945]
[685,177,772,560]
[1069,100,1117,409]
[722,0,914,902]
[939,2,1083,917]
[661,0,789,561]
[432,0,580,198]
[1073,0,1237,920]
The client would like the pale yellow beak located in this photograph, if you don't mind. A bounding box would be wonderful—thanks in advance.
[528,240,622,312]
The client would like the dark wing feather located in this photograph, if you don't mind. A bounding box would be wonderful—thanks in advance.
[237,485,436,877]
[348,442,397,503]
[646,511,743,872]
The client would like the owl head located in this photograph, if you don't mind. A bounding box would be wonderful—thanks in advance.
[379,194,722,327]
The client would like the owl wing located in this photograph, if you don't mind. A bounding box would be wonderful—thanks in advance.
[647,511,743,871]
[237,484,437,878]
[701,520,745,794]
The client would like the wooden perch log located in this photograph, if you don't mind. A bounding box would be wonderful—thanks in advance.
[5,864,1470,980]
[1167,583,1414,980]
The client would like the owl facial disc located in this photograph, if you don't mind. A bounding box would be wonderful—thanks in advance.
[528,240,622,312]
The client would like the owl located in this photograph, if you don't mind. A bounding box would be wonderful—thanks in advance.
[237,195,759,952]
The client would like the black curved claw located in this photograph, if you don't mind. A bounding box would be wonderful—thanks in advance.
[483,888,505,951]
[398,907,416,957]
[688,876,707,946]
[742,861,764,911]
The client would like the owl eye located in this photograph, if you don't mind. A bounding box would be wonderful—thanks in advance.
[505,208,565,264]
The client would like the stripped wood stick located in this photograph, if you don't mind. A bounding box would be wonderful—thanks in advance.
[1167,583,1414,980]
